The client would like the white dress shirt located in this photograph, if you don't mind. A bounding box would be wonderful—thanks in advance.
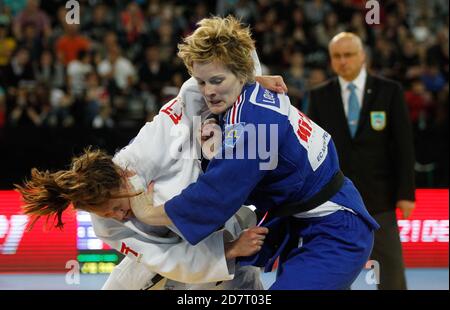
[338,67,367,117]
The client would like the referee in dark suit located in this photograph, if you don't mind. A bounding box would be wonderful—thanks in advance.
[308,32,415,290]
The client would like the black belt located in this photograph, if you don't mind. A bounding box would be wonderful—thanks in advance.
[141,273,164,290]
[268,170,345,219]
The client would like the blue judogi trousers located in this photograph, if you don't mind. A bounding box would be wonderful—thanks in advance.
[269,210,374,290]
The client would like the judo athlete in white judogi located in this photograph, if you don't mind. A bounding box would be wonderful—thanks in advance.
[93,52,284,290]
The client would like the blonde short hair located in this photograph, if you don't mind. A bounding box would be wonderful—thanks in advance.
[177,16,255,83]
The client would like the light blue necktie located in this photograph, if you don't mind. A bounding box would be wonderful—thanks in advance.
[347,83,360,138]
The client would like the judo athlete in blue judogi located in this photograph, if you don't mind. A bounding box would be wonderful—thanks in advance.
[131,16,380,290]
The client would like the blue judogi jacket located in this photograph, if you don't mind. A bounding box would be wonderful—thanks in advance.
[166,82,379,245]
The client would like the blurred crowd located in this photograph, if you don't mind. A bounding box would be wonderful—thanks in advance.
[0,0,448,186]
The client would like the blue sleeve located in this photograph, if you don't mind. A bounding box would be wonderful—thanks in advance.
[165,122,274,245]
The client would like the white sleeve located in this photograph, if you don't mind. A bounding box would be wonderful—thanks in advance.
[179,77,208,121]
[251,49,262,76]
[112,98,183,183]
[91,215,235,284]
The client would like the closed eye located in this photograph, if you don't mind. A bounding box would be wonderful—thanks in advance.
[210,78,223,85]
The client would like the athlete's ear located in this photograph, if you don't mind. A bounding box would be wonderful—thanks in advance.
[147,181,154,193]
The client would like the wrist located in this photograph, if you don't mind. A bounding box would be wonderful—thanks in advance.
[224,241,237,260]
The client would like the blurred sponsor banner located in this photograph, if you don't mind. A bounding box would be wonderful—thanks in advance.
[0,189,448,272]
[0,191,77,272]
[397,189,448,267]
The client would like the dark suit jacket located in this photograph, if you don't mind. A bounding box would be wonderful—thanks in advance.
[308,74,415,214]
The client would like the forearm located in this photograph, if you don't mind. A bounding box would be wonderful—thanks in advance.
[131,198,172,226]
[224,241,238,260]
[150,204,173,226]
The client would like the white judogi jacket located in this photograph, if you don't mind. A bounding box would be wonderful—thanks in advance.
[93,82,262,290]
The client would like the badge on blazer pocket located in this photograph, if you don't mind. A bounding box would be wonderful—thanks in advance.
[370,111,386,131]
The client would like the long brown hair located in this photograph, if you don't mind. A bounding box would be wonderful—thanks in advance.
[15,148,126,230]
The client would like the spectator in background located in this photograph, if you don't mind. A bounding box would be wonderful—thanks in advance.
[303,0,331,26]
[85,71,109,126]
[411,18,431,44]
[421,63,447,94]
[426,27,449,78]
[55,24,90,66]
[405,78,434,130]
[92,104,114,129]
[284,6,310,55]
[47,87,74,128]
[34,49,65,89]
[18,22,43,61]
[185,1,210,35]
[156,20,177,64]
[329,0,357,24]
[371,37,400,80]
[253,8,284,68]
[47,5,70,48]
[347,13,374,47]
[382,13,402,43]
[0,20,16,69]
[224,0,258,25]
[67,50,92,99]
[138,45,171,105]
[120,2,146,48]
[12,0,51,41]
[301,67,327,112]
[82,4,113,45]
[1,0,27,17]
[307,67,327,89]
[66,48,94,126]
[315,12,344,49]
[309,32,415,290]
[2,47,35,96]
[404,78,436,187]
[9,82,49,127]
[93,31,120,63]
[399,37,423,82]
[147,3,186,41]
[160,71,184,103]
[97,44,136,95]
[283,50,306,110]
[144,0,162,26]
